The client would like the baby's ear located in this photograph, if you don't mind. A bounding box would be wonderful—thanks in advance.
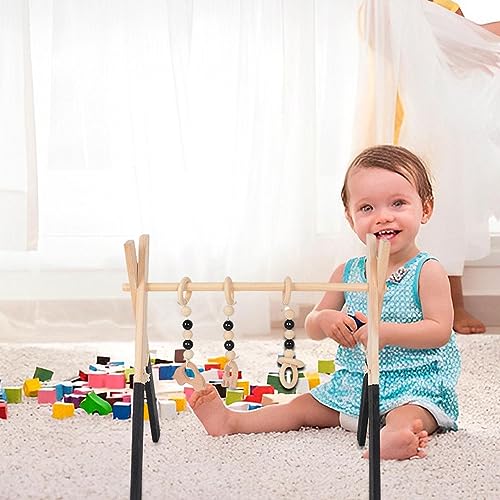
[421,199,433,224]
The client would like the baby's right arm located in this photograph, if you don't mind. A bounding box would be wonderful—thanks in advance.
[304,263,359,348]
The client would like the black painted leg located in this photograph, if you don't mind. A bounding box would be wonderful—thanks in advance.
[130,382,145,500]
[368,383,381,500]
[145,360,161,443]
[357,372,369,447]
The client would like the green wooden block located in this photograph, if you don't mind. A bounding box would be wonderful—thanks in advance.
[33,367,54,382]
[80,391,113,416]
[266,372,304,394]
[225,388,244,406]
[317,359,335,374]
[4,387,23,404]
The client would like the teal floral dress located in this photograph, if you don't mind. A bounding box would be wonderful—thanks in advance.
[310,252,461,430]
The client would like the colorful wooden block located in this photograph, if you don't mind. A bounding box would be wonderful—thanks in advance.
[159,400,177,419]
[183,386,195,400]
[23,378,42,397]
[33,367,54,382]
[48,383,64,401]
[112,402,131,420]
[96,356,111,365]
[236,380,250,397]
[225,388,244,406]
[159,364,180,380]
[80,392,113,416]
[266,372,296,394]
[246,385,274,403]
[38,388,57,404]
[106,373,126,389]
[204,363,221,371]
[0,401,7,419]
[52,402,75,419]
[208,356,228,369]
[62,382,74,395]
[305,372,321,389]
[211,382,227,398]
[174,349,185,363]
[168,395,187,412]
[5,387,23,404]
[144,401,149,420]
[295,377,310,394]
[124,368,135,384]
[87,372,107,388]
[317,359,335,374]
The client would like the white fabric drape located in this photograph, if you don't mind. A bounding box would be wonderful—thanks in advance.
[0,0,38,250]
[354,0,500,275]
[1,0,499,339]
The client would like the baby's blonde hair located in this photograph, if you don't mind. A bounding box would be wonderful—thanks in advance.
[341,145,434,210]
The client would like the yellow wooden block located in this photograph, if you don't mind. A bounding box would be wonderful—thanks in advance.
[168,395,187,412]
[317,359,335,374]
[305,372,321,389]
[144,401,149,420]
[225,388,244,406]
[207,356,228,369]
[236,380,250,397]
[23,378,42,397]
[52,402,75,419]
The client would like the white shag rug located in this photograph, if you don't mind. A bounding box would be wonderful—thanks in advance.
[0,335,499,500]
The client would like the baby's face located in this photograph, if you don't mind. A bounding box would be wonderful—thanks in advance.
[345,167,431,258]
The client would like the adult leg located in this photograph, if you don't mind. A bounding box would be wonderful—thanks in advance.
[189,384,340,436]
[481,21,500,37]
[449,276,486,334]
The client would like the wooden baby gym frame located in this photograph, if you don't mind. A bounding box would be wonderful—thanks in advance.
[123,234,390,500]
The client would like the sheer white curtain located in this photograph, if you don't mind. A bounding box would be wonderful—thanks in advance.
[0,0,38,251]
[353,0,500,275]
[1,0,362,339]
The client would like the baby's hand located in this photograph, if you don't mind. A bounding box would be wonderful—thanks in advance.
[317,309,360,348]
[352,312,387,349]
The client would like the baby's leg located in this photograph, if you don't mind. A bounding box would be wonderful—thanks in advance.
[189,384,340,436]
[363,404,436,460]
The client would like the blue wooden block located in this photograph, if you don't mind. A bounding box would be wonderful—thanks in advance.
[62,382,74,395]
[112,402,131,420]
[159,364,179,380]
[248,403,262,411]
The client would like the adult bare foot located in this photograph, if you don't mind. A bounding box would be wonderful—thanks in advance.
[363,419,429,460]
[453,307,486,334]
[188,384,233,436]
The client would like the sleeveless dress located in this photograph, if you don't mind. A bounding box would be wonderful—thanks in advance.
[310,252,461,430]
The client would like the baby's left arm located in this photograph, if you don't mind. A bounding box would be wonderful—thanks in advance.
[354,259,454,349]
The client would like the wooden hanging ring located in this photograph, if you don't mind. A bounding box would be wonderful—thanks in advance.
[223,276,235,305]
[282,276,292,306]
[173,361,206,391]
[177,277,192,306]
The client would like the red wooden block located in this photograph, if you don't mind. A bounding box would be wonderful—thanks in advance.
[0,401,7,419]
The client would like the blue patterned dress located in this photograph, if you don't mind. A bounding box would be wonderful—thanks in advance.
[310,252,461,430]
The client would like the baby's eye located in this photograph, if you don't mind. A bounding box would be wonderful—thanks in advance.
[393,199,406,207]
[360,205,373,213]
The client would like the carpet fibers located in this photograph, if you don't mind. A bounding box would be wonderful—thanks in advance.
[0,335,499,500]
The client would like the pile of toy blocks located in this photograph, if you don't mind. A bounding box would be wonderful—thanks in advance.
[0,349,335,421]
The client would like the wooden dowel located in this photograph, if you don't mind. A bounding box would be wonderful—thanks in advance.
[122,281,368,293]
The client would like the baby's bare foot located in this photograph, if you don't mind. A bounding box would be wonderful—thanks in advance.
[453,307,486,334]
[363,419,429,460]
[188,384,233,436]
